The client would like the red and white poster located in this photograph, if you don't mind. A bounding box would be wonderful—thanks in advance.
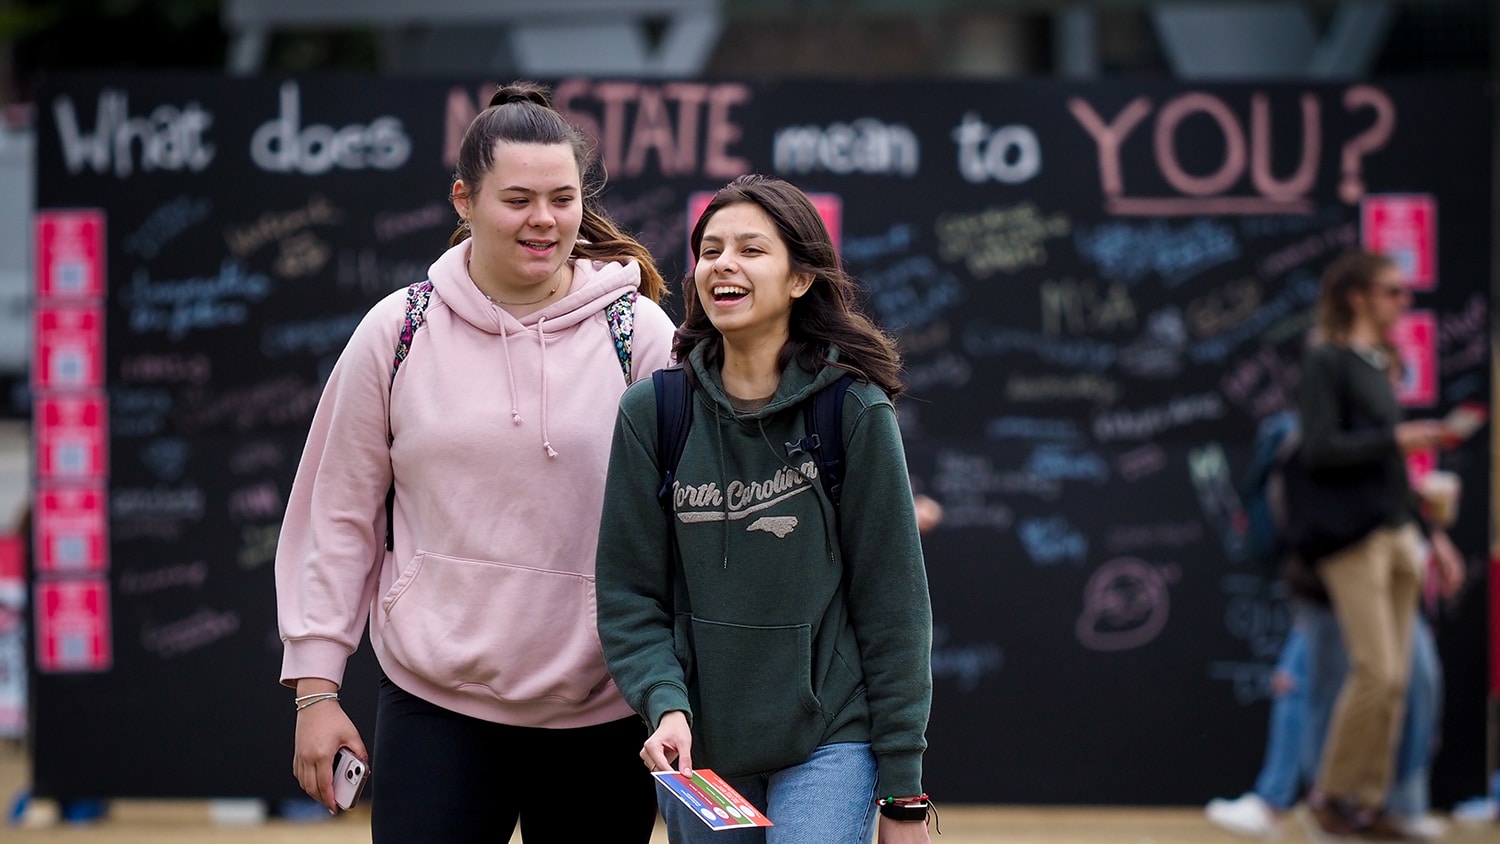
[1391,310,1437,407]
[35,394,108,482]
[685,191,843,267]
[34,578,112,673]
[33,305,105,391]
[35,487,108,575]
[34,209,106,300]
[1361,194,1437,290]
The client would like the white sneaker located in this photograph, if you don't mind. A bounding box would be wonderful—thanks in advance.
[1206,792,1284,839]
[1393,814,1447,841]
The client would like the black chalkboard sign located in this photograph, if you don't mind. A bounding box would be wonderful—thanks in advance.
[29,72,1492,806]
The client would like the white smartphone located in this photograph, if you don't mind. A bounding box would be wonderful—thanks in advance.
[331,747,369,811]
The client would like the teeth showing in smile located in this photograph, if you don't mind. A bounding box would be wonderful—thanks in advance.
[521,240,552,249]
[713,285,748,299]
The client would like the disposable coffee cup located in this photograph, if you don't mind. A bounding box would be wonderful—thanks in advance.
[1419,470,1461,527]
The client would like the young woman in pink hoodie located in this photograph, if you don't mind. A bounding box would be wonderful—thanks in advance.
[275,81,677,842]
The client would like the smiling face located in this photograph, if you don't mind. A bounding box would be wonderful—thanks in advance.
[452,141,582,296]
[693,202,812,343]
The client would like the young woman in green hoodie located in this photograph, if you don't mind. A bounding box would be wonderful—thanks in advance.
[597,174,934,843]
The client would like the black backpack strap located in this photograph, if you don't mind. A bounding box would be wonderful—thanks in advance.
[804,373,853,510]
[653,366,693,509]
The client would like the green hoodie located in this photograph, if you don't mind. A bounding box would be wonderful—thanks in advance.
[596,345,933,798]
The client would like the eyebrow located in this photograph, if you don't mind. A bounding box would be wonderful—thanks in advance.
[498,184,578,195]
[700,231,772,244]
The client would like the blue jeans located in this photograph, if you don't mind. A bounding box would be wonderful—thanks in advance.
[658,743,878,844]
[1259,601,1441,816]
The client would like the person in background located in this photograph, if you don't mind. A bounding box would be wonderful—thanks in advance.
[274,81,677,843]
[596,174,934,843]
[1296,249,1460,839]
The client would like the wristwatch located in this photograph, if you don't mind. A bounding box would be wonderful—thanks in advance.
[878,800,929,821]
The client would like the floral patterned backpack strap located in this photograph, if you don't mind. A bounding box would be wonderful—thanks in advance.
[604,289,638,385]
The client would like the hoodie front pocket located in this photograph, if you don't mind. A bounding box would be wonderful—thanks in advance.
[689,617,823,775]
[380,551,606,704]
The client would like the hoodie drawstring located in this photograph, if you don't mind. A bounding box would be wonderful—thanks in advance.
[498,319,523,426]
[537,315,558,459]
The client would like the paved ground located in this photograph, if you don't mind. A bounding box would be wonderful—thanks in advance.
[6,741,1500,842]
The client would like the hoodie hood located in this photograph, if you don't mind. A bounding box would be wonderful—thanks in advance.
[427,239,646,457]
[428,239,644,333]
[686,343,847,421]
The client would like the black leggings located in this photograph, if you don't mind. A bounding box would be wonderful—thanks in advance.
[371,677,659,843]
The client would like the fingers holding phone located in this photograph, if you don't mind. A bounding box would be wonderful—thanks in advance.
[292,691,367,812]
[332,747,371,812]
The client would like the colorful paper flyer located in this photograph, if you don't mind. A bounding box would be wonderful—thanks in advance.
[1361,194,1437,290]
[1391,310,1437,407]
[653,769,773,831]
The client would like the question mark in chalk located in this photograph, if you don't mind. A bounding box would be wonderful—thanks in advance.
[1340,85,1396,205]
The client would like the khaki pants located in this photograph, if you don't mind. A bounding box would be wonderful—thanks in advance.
[1314,523,1422,808]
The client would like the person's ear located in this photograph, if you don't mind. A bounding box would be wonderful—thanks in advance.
[790,272,815,299]
[451,181,470,221]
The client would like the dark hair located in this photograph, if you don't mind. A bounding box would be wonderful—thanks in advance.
[448,81,665,302]
[676,174,905,400]
[1314,248,1400,372]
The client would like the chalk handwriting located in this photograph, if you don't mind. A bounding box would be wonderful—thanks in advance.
[901,351,973,393]
[175,377,323,433]
[123,195,212,259]
[1190,271,1320,363]
[1115,444,1168,483]
[1186,277,1262,339]
[141,608,241,658]
[1118,308,1189,379]
[931,450,1015,531]
[52,88,215,178]
[119,352,212,385]
[138,438,190,482]
[951,112,1042,184]
[239,524,281,570]
[251,81,410,174]
[1208,661,1275,705]
[1024,445,1109,484]
[112,486,205,521]
[931,624,1004,692]
[859,256,966,332]
[224,195,344,257]
[337,248,431,297]
[374,202,450,241]
[1092,392,1224,442]
[1073,219,1239,286]
[261,311,365,358]
[1018,516,1089,565]
[1041,278,1137,336]
[109,387,174,438]
[119,259,271,340]
[936,202,1070,278]
[229,441,284,474]
[963,323,1116,372]
[842,224,913,264]
[1004,374,1119,406]
[985,417,1080,441]
[1221,346,1298,419]
[1104,521,1205,554]
[1221,573,1290,661]
[1076,557,1174,652]
[774,119,918,176]
[1257,223,1358,279]
[228,481,283,522]
[118,561,207,595]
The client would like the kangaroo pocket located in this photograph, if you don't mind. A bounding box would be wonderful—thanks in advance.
[690,617,824,775]
[379,551,607,704]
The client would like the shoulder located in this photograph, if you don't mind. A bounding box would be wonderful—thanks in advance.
[841,377,895,414]
[619,370,666,418]
[628,293,677,334]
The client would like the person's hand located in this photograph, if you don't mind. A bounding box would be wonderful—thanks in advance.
[1270,667,1297,697]
[292,683,366,813]
[1395,420,1451,453]
[642,710,693,775]
[1431,529,1466,600]
[878,813,933,843]
[913,495,944,535]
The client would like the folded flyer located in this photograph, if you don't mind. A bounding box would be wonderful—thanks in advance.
[652,769,773,831]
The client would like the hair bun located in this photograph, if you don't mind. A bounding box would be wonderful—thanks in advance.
[489,83,552,110]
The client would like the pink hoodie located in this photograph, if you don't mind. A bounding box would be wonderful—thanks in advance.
[277,240,676,727]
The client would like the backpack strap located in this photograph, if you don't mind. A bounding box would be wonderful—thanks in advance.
[786,373,854,511]
[391,279,435,389]
[386,280,434,552]
[652,366,693,509]
[604,290,638,385]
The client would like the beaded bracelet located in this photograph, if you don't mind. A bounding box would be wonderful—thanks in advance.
[293,692,340,711]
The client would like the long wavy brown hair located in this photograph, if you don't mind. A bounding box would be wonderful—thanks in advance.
[1313,248,1400,375]
[675,175,905,400]
[447,81,666,302]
